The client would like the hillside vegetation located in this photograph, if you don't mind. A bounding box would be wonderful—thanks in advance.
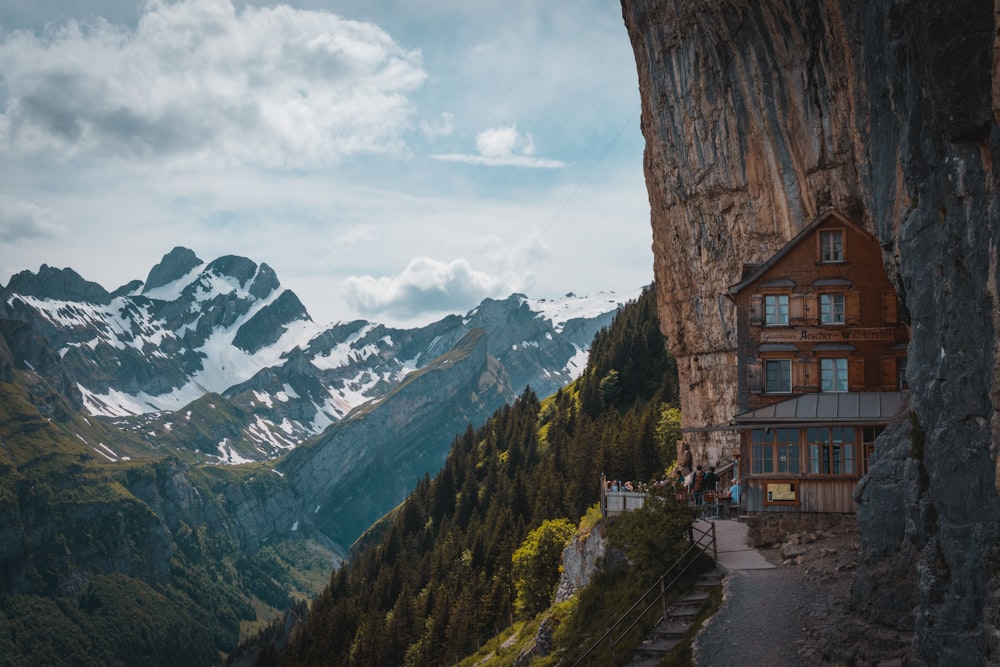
[0,331,337,666]
[247,285,681,666]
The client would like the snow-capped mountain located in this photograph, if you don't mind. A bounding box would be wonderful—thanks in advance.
[1,247,639,464]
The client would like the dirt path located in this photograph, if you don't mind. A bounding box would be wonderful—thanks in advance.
[693,567,809,667]
[693,527,920,666]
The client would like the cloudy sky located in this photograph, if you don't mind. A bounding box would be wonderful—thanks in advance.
[0,0,651,326]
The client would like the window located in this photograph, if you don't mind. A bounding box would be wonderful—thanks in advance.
[820,294,845,324]
[820,358,848,392]
[751,429,800,475]
[861,426,884,475]
[764,359,791,393]
[807,427,856,475]
[820,230,844,262]
[764,294,789,325]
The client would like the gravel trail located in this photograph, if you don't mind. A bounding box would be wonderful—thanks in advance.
[693,567,809,667]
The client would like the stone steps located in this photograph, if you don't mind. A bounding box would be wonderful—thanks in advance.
[624,568,724,665]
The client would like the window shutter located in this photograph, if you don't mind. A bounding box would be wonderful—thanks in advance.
[804,294,818,325]
[880,356,896,390]
[793,359,815,392]
[804,359,819,392]
[845,291,861,325]
[789,294,805,324]
[792,359,805,392]
[747,358,762,392]
[848,357,866,391]
[882,290,898,324]
[749,295,763,326]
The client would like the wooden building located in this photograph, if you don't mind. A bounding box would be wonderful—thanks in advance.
[728,209,910,514]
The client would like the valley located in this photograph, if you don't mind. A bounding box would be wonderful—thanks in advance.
[0,248,638,664]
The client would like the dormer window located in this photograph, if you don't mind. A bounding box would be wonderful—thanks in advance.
[764,295,789,325]
[820,230,844,262]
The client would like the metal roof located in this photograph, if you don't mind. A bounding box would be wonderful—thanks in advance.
[733,391,906,424]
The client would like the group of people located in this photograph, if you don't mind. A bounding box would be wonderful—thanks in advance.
[604,466,743,516]
[673,464,742,511]
[606,479,644,493]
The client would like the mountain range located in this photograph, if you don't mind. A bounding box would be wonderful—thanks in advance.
[1,246,637,551]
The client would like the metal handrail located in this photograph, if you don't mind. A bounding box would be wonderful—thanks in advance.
[571,520,717,666]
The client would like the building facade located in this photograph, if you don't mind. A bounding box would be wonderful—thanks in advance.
[728,209,910,514]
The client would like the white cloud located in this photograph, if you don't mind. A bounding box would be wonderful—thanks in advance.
[0,196,59,241]
[0,1,653,327]
[431,124,566,168]
[341,256,519,321]
[0,0,427,168]
[477,125,533,158]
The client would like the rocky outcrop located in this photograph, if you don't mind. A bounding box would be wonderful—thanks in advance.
[555,522,608,603]
[6,264,112,304]
[233,289,309,353]
[622,0,998,663]
[143,246,202,292]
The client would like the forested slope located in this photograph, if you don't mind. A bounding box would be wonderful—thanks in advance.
[244,285,680,666]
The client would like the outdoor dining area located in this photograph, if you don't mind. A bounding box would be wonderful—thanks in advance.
[600,466,743,520]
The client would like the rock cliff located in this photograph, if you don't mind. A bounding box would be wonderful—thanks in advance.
[622,0,998,663]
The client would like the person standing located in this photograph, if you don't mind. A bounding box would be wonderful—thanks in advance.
[703,466,718,493]
[690,465,705,505]
[729,478,742,517]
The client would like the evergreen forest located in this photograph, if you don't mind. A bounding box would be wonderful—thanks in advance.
[242,284,683,666]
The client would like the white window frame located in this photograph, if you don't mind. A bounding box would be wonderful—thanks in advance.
[820,358,848,392]
[820,293,846,324]
[764,294,790,326]
[820,230,844,262]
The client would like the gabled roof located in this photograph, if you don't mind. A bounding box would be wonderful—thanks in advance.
[728,208,877,296]
[733,391,906,425]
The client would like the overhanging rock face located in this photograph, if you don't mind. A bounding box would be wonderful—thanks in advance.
[621,0,999,662]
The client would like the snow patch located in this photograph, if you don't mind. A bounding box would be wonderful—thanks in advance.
[523,289,641,333]
[214,438,253,465]
[311,323,378,370]
[563,345,590,379]
[91,441,121,462]
[140,264,204,302]
[253,390,274,408]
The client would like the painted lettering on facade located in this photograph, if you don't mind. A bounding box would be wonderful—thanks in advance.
[759,327,894,343]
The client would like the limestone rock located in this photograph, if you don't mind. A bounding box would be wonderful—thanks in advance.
[622,1,999,662]
[555,522,608,602]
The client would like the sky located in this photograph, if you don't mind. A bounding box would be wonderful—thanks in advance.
[0,0,652,327]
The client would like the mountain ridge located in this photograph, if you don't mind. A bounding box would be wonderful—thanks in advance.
[1,247,638,464]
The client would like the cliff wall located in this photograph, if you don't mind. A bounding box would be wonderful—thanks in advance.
[621,0,999,663]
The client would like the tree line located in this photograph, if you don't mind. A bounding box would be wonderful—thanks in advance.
[238,284,680,666]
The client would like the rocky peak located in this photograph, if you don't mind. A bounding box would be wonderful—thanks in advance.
[232,289,310,353]
[143,246,202,292]
[5,264,111,304]
[204,255,260,288]
[248,262,280,299]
